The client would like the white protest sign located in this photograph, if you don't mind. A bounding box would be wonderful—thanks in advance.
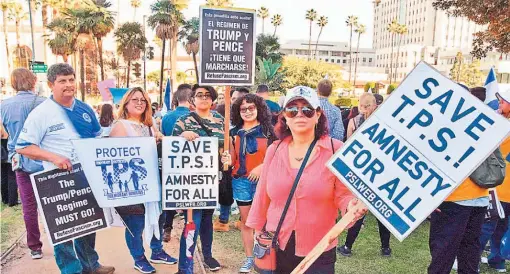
[71,137,160,207]
[162,137,219,210]
[328,62,510,241]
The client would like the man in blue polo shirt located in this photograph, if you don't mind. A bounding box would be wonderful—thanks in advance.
[16,63,115,274]
[256,84,280,125]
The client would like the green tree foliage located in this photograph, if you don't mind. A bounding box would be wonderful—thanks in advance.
[433,0,509,57]
[114,22,147,88]
[387,84,397,95]
[450,52,463,82]
[256,34,283,64]
[255,57,285,92]
[147,70,161,86]
[281,57,349,90]
[364,82,377,93]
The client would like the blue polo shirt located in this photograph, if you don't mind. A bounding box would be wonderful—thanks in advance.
[161,106,190,136]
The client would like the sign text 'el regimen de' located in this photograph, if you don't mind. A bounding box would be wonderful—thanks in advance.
[162,137,219,210]
[199,6,255,86]
[328,62,510,241]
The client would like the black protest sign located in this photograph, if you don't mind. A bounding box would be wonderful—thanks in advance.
[199,6,255,86]
[31,163,108,245]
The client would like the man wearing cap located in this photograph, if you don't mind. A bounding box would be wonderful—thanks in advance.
[317,79,344,140]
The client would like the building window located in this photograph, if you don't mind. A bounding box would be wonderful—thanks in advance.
[343,60,347,64]
[336,59,341,63]
[363,57,367,62]
[325,59,329,62]
[369,58,373,62]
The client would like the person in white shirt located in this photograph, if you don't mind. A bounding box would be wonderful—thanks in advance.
[16,63,115,274]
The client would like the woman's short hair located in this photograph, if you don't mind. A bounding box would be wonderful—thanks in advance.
[11,68,37,92]
[117,87,153,127]
[191,84,218,102]
[274,108,329,140]
[359,92,376,105]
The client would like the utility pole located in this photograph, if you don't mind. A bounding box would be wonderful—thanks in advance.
[143,15,147,92]
[27,0,36,62]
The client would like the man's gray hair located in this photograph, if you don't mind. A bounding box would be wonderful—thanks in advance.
[47,63,75,83]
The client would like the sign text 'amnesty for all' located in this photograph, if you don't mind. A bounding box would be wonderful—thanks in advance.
[162,137,219,210]
[328,62,510,241]
[31,164,108,245]
[199,6,255,86]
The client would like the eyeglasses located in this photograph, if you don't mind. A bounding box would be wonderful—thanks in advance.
[240,105,257,114]
[130,98,147,105]
[284,106,316,118]
[360,104,373,109]
[195,93,212,100]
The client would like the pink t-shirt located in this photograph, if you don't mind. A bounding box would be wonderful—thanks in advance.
[246,136,354,256]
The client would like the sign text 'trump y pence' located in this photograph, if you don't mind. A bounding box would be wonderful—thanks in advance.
[71,137,160,207]
[162,137,219,210]
[199,6,255,86]
[328,62,510,241]
[31,164,108,245]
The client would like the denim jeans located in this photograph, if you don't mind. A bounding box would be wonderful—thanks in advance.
[479,202,510,269]
[54,233,99,274]
[178,209,214,272]
[219,204,230,224]
[122,214,163,261]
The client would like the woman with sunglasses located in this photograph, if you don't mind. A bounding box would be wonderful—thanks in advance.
[246,86,367,273]
[338,92,393,258]
[109,87,176,273]
[172,85,224,274]
[221,94,277,273]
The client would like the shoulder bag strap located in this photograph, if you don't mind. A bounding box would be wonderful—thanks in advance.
[190,112,213,137]
[271,138,318,248]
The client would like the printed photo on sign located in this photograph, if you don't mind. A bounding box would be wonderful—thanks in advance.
[199,6,255,86]
[71,137,161,208]
[328,62,510,241]
[31,164,108,245]
[162,137,219,210]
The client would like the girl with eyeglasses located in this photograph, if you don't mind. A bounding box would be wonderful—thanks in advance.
[245,86,367,273]
[109,87,176,273]
[172,84,224,273]
[220,94,277,273]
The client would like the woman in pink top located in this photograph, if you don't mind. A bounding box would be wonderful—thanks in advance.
[246,86,367,273]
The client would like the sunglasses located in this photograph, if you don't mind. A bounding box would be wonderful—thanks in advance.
[284,106,316,118]
[240,105,257,113]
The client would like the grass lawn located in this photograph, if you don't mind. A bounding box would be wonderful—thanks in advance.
[0,203,25,256]
[213,214,508,274]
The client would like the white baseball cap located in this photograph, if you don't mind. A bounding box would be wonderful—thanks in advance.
[496,89,510,104]
[283,86,321,109]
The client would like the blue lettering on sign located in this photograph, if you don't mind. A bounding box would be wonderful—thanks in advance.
[331,158,410,235]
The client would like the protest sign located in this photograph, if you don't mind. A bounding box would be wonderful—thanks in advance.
[328,62,510,241]
[31,164,108,245]
[199,6,255,86]
[97,79,115,102]
[108,88,129,104]
[71,137,160,208]
[162,137,219,210]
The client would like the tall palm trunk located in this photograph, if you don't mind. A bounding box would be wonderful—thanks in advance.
[262,19,265,33]
[192,52,199,83]
[314,27,323,60]
[308,21,312,60]
[273,26,277,37]
[171,36,177,91]
[80,49,85,101]
[63,54,68,63]
[2,8,11,77]
[389,33,395,84]
[98,37,105,81]
[42,3,48,63]
[126,59,131,88]
[394,34,402,83]
[348,26,353,84]
[159,39,166,104]
[353,33,361,87]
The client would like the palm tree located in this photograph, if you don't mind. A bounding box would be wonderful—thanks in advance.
[314,15,328,60]
[1,0,13,76]
[148,0,183,102]
[46,17,76,62]
[387,19,399,84]
[178,17,199,82]
[89,0,115,81]
[130,0,140,20]
[305,9,317,60]
[255,34,283,64]
[353,24,366,86]
[114,22,147,88]
[271,14,282,37]
[205,0,232,7]
[257,6,269,33]
[346,15,358,84]
[8,2,29,68]
[394,23,408,83]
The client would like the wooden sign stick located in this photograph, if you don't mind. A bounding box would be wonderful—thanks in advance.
[223,86,231,171]
[291,202,366,274]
